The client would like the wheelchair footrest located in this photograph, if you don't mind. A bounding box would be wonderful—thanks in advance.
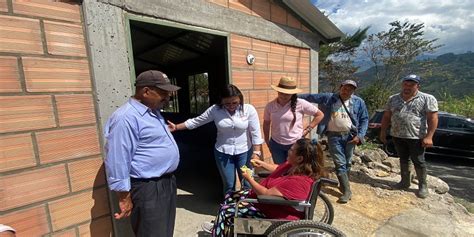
[234,218,289,235]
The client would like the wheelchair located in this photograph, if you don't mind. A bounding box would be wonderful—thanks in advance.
[231,178,345,237]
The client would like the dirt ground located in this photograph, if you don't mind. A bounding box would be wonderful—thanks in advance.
[172,151,474,236]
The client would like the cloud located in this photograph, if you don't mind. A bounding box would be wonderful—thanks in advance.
[313,0,474,54]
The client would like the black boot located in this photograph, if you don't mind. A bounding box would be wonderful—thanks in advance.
[415,167,428,198]
[337,173,352,203]
[394,161,411,190]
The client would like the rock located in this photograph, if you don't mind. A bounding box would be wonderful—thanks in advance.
[368,162,391,172]
[375,170,390,177]
[360,150,383,163]
[427,175,450,194]
[381,157,399,169]
[352,155,362,164]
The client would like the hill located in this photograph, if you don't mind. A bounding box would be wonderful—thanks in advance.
[354,52,474,99]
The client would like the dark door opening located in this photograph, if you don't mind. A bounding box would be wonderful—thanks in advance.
[129,19,228,200]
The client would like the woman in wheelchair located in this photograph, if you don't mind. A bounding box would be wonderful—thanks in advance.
[204,138,327,236]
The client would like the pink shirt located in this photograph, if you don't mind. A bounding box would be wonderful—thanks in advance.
[264,98,319,145]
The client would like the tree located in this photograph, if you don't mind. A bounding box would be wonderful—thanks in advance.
[360,21,441,113]
[319,27,369,92]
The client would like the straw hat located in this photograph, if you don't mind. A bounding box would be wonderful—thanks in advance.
[271,76,302,94]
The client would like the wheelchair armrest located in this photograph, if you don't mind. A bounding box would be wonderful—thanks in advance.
[318,177,338,187]
[256,195,310,207]
[256,171,271,178]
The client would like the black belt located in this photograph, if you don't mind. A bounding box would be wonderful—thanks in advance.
[131,173,174,182]
[326,131,350,136]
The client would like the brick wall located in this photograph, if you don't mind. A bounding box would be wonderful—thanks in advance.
[0,1,112,236]
[208,0,314,160]
[208,0,311,32]
[229,33,311,159]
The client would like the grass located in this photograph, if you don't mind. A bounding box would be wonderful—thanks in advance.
[359,141,381,150]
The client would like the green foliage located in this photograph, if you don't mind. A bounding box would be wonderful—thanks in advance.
[439,92,474,118]
[360,20,441,113]
[359,141,380,150]
[319,27,369,92]
[358,83,391,115]
[358,52,474,115]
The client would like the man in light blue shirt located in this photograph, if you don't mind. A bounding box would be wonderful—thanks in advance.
[104,70,180,237]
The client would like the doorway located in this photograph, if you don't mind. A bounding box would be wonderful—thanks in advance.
[128,18,229,200]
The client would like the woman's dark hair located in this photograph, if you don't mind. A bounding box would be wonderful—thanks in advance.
[290,138,327,180]
[217,84,244,112]
[289,94,298,128]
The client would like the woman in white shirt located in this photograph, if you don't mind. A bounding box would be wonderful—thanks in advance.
[169,84,264,194]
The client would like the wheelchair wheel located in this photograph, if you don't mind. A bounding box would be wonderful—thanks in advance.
[268,220,345,237]
[314,193,334,224]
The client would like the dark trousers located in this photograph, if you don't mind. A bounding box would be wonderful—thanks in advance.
[392,137,426,169]
[130,174,177,237]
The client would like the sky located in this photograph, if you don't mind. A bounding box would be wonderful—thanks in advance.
[312,0,474,55]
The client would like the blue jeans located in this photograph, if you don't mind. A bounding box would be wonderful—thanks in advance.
[214,148,252,195]
[327,132,355,175]
[268,138,292,164]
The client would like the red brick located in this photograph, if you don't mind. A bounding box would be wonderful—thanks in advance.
[68,157,106,192]
[207,0,228,8]
[287,13,302,29]
[37,126,101,164]
[228,0,251,14]
[55,94,96,126]
[231,70,253,89]
[0,56,21,92]
[252,38,271,52]
[49,188,110,231]
[302,24,311,33]
[252,51,267,70]
[249,90,268,108]
[298,73,310,90]
[0,165,69,211]
[12,0,81,23]
[267,53,284,71]
[251,0,271,20]
[44,20,86,57]
[270,4,286,25]
[241,90,250,104]
[300,48,310,58]
[78,216,113,237]
[0,15,42,54]
[230,47,252,69]
[271,72,287,85]
[270,42,286,54]
[268,90,278,100]
[254,71,271,89]
[0,206,50,236]
[51,229,76,237]
[283,55,298,72]
[0,133,36,172]
[23,57,91,92]
[230,34,252,49]
[0,95,55,133]
[286,46,300,57]
[298,58,310,74]
[0,0,7,12]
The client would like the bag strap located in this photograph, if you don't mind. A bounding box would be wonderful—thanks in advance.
[339,96,356,126]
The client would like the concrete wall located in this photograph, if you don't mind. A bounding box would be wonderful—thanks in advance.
[0,1,112,236]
